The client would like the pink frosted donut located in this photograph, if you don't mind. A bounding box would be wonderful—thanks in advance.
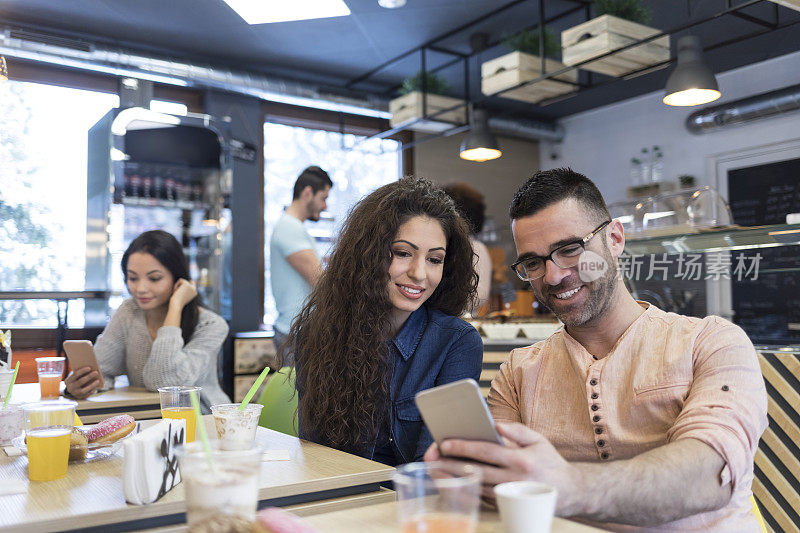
[86,414,135,444]
[256,508,321,533]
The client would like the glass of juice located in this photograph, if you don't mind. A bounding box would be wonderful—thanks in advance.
[158,386,201,443]
[393,462,481,533]
[211,403,263,451]
[176,440,262,525]
[22,399,77,481]
[35,357,65,399]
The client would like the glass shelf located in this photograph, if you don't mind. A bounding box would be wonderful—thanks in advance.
[624,224,800,256]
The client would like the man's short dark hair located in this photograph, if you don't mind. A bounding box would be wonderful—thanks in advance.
[509,168,610,223]
[293,166,333,200]
[443,182,486,235]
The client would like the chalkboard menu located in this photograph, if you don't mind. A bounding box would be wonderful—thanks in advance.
[728,157,800,225]
[728,157,800,344]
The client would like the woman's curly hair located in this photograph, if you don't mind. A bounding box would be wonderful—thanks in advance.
[284,176,477,455]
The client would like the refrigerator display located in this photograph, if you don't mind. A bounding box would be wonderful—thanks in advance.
[86,107,231,324]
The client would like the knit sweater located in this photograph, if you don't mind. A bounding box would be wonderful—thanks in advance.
[94,298,230,412]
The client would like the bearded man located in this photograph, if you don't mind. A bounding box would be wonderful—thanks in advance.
[425,168,767,531]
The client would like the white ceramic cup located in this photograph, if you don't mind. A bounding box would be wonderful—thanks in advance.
[494,481,558,533]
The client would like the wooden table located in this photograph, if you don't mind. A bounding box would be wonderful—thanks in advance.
[0,416,394,532]
[9,382,162,423]
[302,501,607,532]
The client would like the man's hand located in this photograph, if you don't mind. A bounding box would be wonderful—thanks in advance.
[64,366,101,399]
[424,422,585,516]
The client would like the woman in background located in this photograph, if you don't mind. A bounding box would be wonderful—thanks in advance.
[286,176,483,465]
[443,182,493,314]
[65,230,230,411]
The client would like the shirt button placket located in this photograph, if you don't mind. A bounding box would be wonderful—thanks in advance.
[587,373,607,460]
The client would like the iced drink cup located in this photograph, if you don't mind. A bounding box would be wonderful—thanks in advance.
[176,441,262,525]
[35,357,65,399]
[211,403,263,450]
[158,386,200,443]
[0,404,24,444]
[22,399,77,481]
[393,462,481,533]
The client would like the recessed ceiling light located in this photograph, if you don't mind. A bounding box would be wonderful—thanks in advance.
[378,0,406,8]
[222,0,351,24]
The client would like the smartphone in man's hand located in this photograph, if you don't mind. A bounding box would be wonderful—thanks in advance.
[415,378,503,448]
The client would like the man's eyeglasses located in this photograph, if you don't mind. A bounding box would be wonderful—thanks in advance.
[510,220,611,282]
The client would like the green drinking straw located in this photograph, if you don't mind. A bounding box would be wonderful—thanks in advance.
[188,389,215,468]
[2,361,20,409]
[238,365,270,411]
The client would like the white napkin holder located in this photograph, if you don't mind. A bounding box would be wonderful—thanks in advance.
[123,419,186,505]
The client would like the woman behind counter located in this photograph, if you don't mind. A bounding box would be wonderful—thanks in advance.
[65,230,230,411]
[285,176,483,466]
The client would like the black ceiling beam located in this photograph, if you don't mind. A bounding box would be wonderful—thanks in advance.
[427,45,467,58]
[729,11,778,28]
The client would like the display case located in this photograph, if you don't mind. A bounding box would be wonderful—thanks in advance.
[85,107,232,323]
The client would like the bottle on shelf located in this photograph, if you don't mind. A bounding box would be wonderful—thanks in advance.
[165,176,177,202]
[650,146,664,183]
[129,174,142,199]
[629,158,643,186]
[640,147,651,184]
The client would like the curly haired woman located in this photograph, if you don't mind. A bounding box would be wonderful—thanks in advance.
[285,176,483,465]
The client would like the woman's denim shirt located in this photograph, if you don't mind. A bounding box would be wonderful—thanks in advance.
[374,305,483,463]
[298,305,483,463]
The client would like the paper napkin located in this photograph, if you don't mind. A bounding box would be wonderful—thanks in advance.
[122,419,186,505]
[262,449,291,461]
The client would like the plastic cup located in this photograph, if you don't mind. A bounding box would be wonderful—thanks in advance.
[494,481,558,533]
[211,403,263,451]
[35,357,65,399]
[22,399,77,481]
[393,462,481,533]
[176,440,262,525]
[0,366,14,401]
[159,386,200,443]
[0,404,24,444]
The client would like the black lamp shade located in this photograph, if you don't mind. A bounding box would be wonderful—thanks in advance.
[664,36,721,106]
[459,108,501,162]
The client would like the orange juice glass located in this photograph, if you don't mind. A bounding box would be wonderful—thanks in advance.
[35,357,65,399]
[393,462,481,533]
[22,399,77,481]
[158,386,201,443]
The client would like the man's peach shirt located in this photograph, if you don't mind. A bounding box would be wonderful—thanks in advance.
[488,303,768,532]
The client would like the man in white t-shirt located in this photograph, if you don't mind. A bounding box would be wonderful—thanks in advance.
[270,166,332,361]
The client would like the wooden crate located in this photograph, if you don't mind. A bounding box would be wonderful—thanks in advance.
[561,14,669,77]
[481,51,578,104]
[768,0,800,11]
[388,91,466,129]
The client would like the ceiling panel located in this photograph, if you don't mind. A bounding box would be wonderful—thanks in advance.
[1,0,799,120]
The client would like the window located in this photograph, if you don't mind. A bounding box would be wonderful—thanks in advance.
[0,80,119,326]
[263,122,401,326]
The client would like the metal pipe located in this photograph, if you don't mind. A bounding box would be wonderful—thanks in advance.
[686,84,800,134]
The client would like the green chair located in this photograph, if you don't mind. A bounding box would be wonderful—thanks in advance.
[256,367,299,437]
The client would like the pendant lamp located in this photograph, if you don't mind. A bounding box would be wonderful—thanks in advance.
[663,36,721,107]
[459,108,501,162]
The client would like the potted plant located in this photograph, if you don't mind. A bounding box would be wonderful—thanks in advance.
[481,27,578,104]
[561,0,670,77]
[389,71,467,129]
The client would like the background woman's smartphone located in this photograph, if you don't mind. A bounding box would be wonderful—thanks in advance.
[63,340,105,389]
